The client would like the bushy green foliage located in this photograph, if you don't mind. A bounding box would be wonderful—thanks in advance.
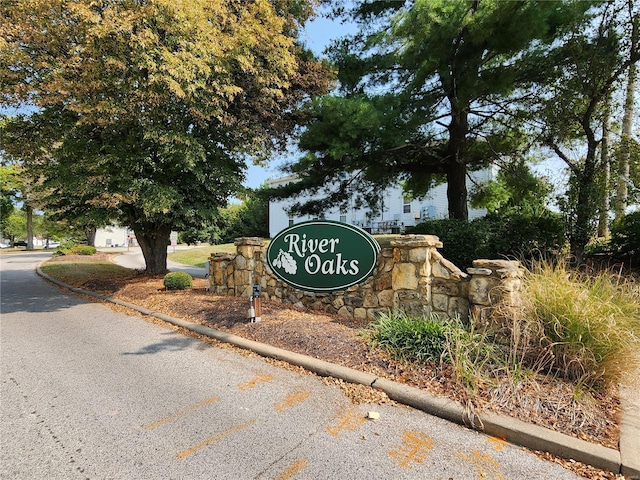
[163,272,193,290]
[365,311,506,394]
[221,190,269,243]
[610,211,640,259]
[178,190,268,245]
[487,212,567,262]
[365,311,448,362]
[53,242,96,256]
[71,245,97,255]
[470,159,554,217]
[407,212,567,269]
[406,219,493,268]
[522,261,640,387]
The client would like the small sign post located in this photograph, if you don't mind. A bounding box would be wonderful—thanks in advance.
[249,285,261,322]
[170,231,178,252]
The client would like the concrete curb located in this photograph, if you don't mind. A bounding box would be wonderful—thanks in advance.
[620,384,640,479]
[37,265,635,478]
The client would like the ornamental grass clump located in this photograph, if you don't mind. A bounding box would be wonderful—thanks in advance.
[163,272,193,290]
[440,321,506,395]
[365,311,507,396]
[365,311,448,362]
[521,260,640,388]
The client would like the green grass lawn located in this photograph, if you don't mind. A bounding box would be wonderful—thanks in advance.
[40,260,136,284]
[168,244,237,267]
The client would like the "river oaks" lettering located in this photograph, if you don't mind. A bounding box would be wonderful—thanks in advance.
[283,233,359,275]
[267,220,380,293]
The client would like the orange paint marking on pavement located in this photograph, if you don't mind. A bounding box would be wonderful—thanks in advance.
[144,396,219,430]
[274,390,311,413]
[275,459,308,480]
[177,419,256,459]
[488,436,507,451]
[387,431,434,469]
[326,409,366,437]
[238,373,274,391]
[455,449,505,480]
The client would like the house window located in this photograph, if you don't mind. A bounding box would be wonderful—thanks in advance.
[403,196,411,214]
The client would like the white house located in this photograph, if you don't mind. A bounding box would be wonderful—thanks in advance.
[268,168,495,237]
[94,225,134,248]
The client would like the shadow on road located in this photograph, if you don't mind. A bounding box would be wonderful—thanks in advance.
[1,268,81,315]
[122,331,203,355]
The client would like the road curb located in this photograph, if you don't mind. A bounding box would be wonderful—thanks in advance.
[37,265,633,478]
[620,384,640,479]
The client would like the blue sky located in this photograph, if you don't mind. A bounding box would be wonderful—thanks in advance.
[243,13,356,189]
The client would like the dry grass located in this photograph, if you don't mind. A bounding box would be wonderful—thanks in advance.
[521,261,640,388]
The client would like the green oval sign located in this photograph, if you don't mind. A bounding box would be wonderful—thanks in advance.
[266,220,380,293]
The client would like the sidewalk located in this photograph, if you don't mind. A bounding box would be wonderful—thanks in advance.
[38,259,640,479]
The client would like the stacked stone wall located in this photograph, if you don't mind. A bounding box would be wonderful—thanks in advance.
[209,235,523,326]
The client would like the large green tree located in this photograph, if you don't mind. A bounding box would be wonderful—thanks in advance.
[0,0,331,273]
[530,0,639,263]
[271,0,590,220]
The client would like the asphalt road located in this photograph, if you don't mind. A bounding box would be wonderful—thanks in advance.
[1,252,582,479]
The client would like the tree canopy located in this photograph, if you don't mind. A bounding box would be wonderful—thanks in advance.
[270,0,592,220]
[527,0,639,262]
[0,0,332,272]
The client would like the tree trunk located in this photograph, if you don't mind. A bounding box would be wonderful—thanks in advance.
[447,161,469,220]
[615,59,636,221]
[446,109,469,221]
[85,226,97,247]
[134,223,171,275]
[597,98,611,238]
[571,146,599,266]
[26,202,34,250]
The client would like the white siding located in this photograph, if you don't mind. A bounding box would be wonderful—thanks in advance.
[94,226,130,247]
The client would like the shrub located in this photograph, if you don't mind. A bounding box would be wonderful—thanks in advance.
[70,245,97,255]
[365,311,448,362]
[365,311,506,394]
[163,272,193,290]
[487,212,567,263]
[407,219,493,268]
[610,211,640,259]
[52,242,96,256]
[407,213,567,269]
[521,260,640,388]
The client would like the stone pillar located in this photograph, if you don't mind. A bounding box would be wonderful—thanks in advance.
[468,259,523,335]
[208,252,235,295]
[389,235,442,317]
[233,237,265,297]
